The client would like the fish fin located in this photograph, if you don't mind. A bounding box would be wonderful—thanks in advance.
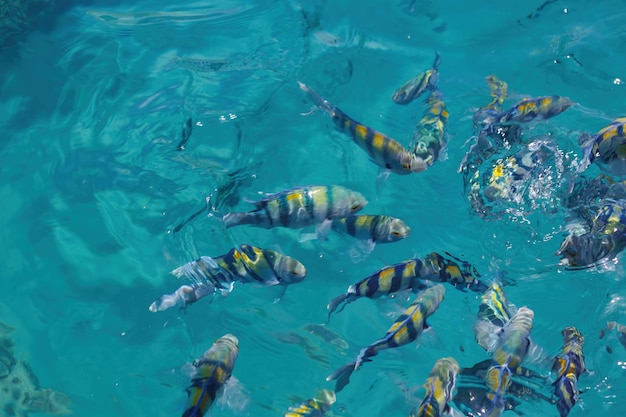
[297,81,336,115]
[375,170,391,197]
[474,320,502,353]
[25,389,72,415]
[220,282,235,297]
[272,285,288,303]
[215,376,249,413]
[326,293,350,323]
[326,361,357,392]
[222,211,251,228]
[149,283,216,312]
[316,219,333,240]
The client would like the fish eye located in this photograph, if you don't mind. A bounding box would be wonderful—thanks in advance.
[391,231,401,236]
[351,203,361,211]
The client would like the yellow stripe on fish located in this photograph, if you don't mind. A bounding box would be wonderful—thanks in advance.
[223,185,367,229]
[498,95,574,124]
[491,307,534,369]
[552,327,586,417]
[182,334,239,417]
[331,214,410,243]
[410,357,459,417]
[299,82,428,174]
[326,285,445,392]
[284,390,336,417]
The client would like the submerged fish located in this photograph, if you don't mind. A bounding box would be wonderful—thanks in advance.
[498,95,574,125]
[284,389,336,417]
[0,322,71,417]
[473,75,509,128]
[149,245,307,312]
[409,357,459,417]
[578,117,626,175]
[552,327,586,417]
[326,252,483,322]
[476,280,514,334]
[326,284,445,392]
[299,82,429,174]
[392,52,441,105]
[411,88,448,167]
[607,321,626,350]
[182,334,239,417]
[330,214,410,243]
[223,185,367,232]
[556,198,626,268]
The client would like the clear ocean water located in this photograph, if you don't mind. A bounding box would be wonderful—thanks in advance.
[1,0,626,416]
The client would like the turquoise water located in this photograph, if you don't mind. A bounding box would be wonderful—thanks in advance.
[1,0,626,416]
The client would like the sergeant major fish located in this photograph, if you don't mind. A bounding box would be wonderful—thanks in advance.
[497,95,574,125]
[299,82,429,174]
[326,284,445,392]
[181,334,239,417]
[222,185,367,235]
[330,214,410,243]
[284,389,336,417]
[409,357,459,417]
[411,88,449,168]
[327,252,483,322]
[578,117,626,176]
[149,244,307,312]
[552,327,586,417]
[392,52,441,105]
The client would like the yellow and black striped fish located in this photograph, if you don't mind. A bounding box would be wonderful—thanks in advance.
[326,252,482,322]
[409,357,459,417]
[182,334,239,417]
[392,53,441,105]
[552,327,586,417]
[473,75,509,129]
[490,307,534,369]
[284,389,336,417]
[149,245,307,312]
[412,88,448,167]
[331,214,410,243]
[578,117,626,175]
[477,281,513,328]
[223,185,367,230]
[327,284,445,392]
[498,95,574,124]
[299,82,429,174]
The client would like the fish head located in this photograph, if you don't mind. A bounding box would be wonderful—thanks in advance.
[262,249,307,284]
[380,217,411,242]
[343,189,368,214]
[392,74,426,105]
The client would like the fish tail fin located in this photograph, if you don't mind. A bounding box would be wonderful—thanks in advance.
[149,283,216,312]
[26,388,72,415]
[432,52,442,70]
[326,361,357,393]
[222,211,255,228]
[326,293,350,323]
[297,81,337,116]
[171,256,222,283]
[181,385,213,417]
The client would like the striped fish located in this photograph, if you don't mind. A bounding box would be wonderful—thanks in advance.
[326,252,483,322]
[149,245,307,312]
[556,199,626,269]
[552,327,586,417]
[477,281,513,328]
[392,52,441,105]
[223,185,367,230]
[498,95,574,124]
[330,214,410,243]
[181,334,239,417]
[284,389,336,417]
[409,357,459,417]
[473,75,509,129]
[412,88,448,167]
[299,82,429,174]
[579,117,626,175]
[326,284,445,392]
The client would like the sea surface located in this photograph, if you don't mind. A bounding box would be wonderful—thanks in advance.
[1,0,625,416]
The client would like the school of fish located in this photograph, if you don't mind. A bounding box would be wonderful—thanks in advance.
[139,50,626,417]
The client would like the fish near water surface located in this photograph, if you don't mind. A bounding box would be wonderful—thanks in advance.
[181,334,239,417]
[326,284,445,392]
[326,252,483,322]
[299,82,428,174]
[556,198,626,268]
[578,117,626,175]
[149,244,306,312]
[498,95,574,125]
[552,327,586,417]
[284,389,336,417]
[411,88,449,168]
[392,52,441,105]
[409,357,459,417]
[222,185,367,233]
[330,214,410,243]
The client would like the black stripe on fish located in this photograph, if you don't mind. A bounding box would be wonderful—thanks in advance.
[390,265,404,292]
[278,196,291,227]
[262,204,274,226]
[304,189,315,219]
[369,215,381,241]
[344,216,357,237]
[364,126,375,155]
[365,274,380,296]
